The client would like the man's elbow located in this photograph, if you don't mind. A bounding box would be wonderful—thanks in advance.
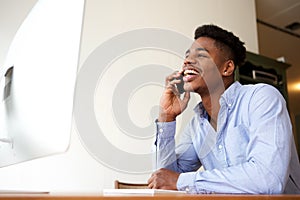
[255,175,285,194]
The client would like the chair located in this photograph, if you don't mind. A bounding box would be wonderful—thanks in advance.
[114,180,149,189]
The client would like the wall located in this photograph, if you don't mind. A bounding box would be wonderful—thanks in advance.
[0,0,258,193]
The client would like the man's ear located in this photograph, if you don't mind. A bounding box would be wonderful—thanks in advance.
[222,60,235,77]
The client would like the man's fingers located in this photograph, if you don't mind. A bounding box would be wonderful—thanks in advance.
[147,178,159,189]
[165,71,182,85]
[148,170,163,189]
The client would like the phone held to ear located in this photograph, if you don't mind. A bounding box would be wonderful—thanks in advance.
[175,74,185,94]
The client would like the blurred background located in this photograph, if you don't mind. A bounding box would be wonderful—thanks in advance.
[255,0,300,153]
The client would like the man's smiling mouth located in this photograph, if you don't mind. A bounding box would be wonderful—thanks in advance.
[183,69,200,76]
[182,67,202,82]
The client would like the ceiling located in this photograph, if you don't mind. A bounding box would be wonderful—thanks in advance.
[255,0,300,37]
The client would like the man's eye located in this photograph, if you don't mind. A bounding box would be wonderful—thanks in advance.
[197,54,206,58]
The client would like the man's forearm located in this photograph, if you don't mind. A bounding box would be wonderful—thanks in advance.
[155,120,178,170]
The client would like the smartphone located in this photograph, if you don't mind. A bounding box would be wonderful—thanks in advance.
[175,74,185,94]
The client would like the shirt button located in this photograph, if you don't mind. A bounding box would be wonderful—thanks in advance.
[159,128,163,133]
[218,145,223,149]
[185,187,190,192]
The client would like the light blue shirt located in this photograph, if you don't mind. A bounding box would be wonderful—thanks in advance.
[155,81,300,194]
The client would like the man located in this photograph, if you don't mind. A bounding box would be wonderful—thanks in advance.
[148,24,300,194]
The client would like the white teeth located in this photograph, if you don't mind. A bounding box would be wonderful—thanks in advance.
[184,69,199,76]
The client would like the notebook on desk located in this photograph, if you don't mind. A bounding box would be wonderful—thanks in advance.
[103,189,187,196]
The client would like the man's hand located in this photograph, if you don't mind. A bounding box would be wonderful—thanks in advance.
[158,71,190,122]
[147,168,180,190]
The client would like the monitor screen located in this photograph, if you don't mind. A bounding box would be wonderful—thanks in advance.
[0,0,84,167]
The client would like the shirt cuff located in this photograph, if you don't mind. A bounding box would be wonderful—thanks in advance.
[177,172,197,193]
[155,120,176,139]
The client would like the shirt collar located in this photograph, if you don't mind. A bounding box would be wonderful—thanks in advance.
[219,81,242,107]
[193,101,207,118]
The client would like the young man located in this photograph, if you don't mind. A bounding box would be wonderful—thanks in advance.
[148,24,300,194]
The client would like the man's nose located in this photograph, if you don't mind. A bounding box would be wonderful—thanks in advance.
[184,57,196,65]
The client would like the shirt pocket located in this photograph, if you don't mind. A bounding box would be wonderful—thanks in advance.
[224,124,249,166]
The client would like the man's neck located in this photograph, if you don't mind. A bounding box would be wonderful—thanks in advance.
[200,89,223,131]
[199,79,234,130]
[202,95,220,116]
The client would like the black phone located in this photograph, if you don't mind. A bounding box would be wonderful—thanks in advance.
[176,74,185,94]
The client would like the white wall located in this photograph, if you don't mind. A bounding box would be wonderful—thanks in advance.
[0,0,258,193]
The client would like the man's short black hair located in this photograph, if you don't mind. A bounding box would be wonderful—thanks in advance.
[194,24,246,67]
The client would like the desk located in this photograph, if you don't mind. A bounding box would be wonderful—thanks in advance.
[0,194,299,200]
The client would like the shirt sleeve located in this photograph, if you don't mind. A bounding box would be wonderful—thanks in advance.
[154,120,201,173]
[177,85,294,194]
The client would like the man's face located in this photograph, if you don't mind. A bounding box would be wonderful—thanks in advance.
[182,37,225,95]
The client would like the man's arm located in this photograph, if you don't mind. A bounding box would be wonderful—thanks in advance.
[154,120,201,172]
[148,119,201,190]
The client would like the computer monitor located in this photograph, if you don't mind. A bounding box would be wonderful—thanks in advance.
[0,0,85,167]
